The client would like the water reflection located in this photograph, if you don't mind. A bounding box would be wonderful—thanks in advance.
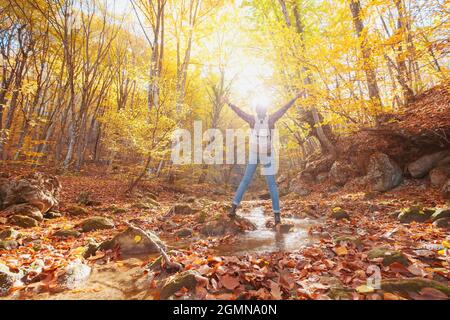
[215,207,320,255]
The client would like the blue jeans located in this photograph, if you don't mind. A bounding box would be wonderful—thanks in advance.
[232,163,280,213]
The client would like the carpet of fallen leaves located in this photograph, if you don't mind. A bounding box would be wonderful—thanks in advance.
[0,166,449,300]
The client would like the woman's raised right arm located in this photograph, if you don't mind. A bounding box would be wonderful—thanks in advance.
[225,99,253,124]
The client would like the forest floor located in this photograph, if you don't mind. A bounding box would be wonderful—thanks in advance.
[1,165,449,300]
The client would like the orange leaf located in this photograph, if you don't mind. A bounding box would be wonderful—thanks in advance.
[334,246,348,256]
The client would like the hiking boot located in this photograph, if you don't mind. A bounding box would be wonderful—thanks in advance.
[228,204,237,218]
[274,212,281,225]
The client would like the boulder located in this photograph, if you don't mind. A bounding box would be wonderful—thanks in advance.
[0,240,18,250]
[430,208,450,222]
[367,247,409,266]
[331,207,349,220]
[429,166,450,187]
[329,161,353,185]
[366,153,403,192]
[408,151,450,178]
[80,216,115,232]
[289,176,311,196]
[99,226,165,256]
[53,229,81,238]
[8,215,38,228]
[3,203,43,221]
[0,228,20,240]
[200,216,255,236]
[303,156,335,176]
[316,172,329,183]
[176,228,193,237]
[398,206,433,223]
[160,270,206,300]
[65,205,88,216]
[58,260,91,290]
[433,218,449,229]
[1,172,60,213]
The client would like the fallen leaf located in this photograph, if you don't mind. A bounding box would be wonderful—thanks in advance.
[220,274,240,290]
[334,246,348,256]
[269,280,282,299]
[355,284,374,293]
[383,292,404,300]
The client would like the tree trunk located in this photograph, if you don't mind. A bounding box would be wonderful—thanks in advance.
[349,0,383,122]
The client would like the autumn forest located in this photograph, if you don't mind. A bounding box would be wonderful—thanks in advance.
[0,0,449,302]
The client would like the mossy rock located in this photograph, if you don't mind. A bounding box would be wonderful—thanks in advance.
[430,208,450,222]
[160,270,202,300]
[106,205,127,214]
[53,229,81,238]
[66,205,88,216]
[80,217,115,232]
[328,286,352,300]
[333,235,363,247]
[0,229,20,241]
[0,240,18,250]
[398,206,433,223]
[367,247,409,266]
[43,211,62,219]
[83,240,99,258]
[331,207,350,220]
[381,278,450,298]
[8,215,38,228]
[98,226,165,256]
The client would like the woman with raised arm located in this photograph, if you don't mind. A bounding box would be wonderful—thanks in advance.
[224,92,303,225]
